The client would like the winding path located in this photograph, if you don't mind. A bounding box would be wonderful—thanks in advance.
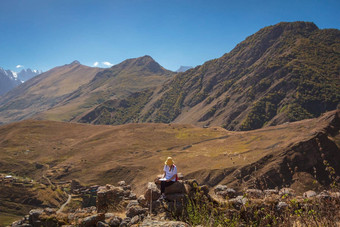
[57,194,72,214]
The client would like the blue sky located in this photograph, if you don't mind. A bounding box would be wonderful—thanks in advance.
[0,0,339,72]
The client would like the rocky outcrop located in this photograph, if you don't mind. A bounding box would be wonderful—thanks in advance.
[126,205,147,218]
[214,184,236,199]
[81,213,105,227]
[164,181,187,195]
[144,182,161,202]
[96,181,135,213]
[11,178,340,227]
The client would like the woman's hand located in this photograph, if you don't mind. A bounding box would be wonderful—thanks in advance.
[166,179,170,182]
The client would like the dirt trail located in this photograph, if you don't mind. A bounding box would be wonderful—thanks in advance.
[57,194,72,214]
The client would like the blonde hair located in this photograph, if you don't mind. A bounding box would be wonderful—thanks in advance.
[165,157,174,166]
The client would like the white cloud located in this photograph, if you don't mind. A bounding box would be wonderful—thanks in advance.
[102,61,113,67]
[93,61,99,67]
[16,65,24,68]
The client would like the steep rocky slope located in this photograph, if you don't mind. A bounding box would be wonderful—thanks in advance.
[83,22,340,130]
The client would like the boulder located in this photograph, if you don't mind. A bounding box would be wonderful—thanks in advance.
[246,189,264,198]
[137,195,147,207]
[130,215,140,225]
[123,190,131,197]
[108,216,122,227]
[43,208,56,215]
[119,217,131,227]
[216,188,237,199]
[81,213,105,227]
[164,193,187,203]
[214,185,228,193]
[97,221,109,227]
[126,200,138,210]
[28,209,44,226]
[104,213,118,219]
[11,219,26,227]
[229,196,248,208]
[303,190,317,198]
[144,182,160,202]
[164,181,186,195]
[128,192,137,200]
[316,191,331,200]
[279,188,295,197]
[277,202,288,210]
[97,185,125,212]
[123,185,132,191]
[126,205,148,218]
[264,189,278,196]
[117,181,126,186]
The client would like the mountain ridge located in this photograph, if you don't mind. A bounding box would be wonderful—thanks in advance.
[0,63,104,124]
[0,56,175,124]
[82,21,340,130]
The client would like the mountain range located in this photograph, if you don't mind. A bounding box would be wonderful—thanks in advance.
[80,22,340,130]
[0,61,104,124]
[17,68,42,82]
[0,68,21,95]
[0,21,339,130]
[0,67,41,96]
[0,57,174,124]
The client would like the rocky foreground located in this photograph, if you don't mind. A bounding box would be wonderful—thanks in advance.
[11,178,340,227]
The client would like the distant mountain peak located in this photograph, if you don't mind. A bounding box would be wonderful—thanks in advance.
[17,68,42,82]
[133,55,156,65]
[113,55,170,75]
[70,60,81,65]
[176,66,193,73]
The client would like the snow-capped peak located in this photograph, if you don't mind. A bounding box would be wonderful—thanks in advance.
[17,68,42,82]
[11,71,18,80]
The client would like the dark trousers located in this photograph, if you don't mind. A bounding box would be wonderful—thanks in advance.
[161,181,174,193]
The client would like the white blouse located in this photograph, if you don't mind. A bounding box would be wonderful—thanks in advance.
[163,165,177,182]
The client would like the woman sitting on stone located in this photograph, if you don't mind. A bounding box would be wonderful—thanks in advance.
[159,157,177,200]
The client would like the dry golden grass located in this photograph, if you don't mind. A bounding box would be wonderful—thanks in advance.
[1,111,336,196]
